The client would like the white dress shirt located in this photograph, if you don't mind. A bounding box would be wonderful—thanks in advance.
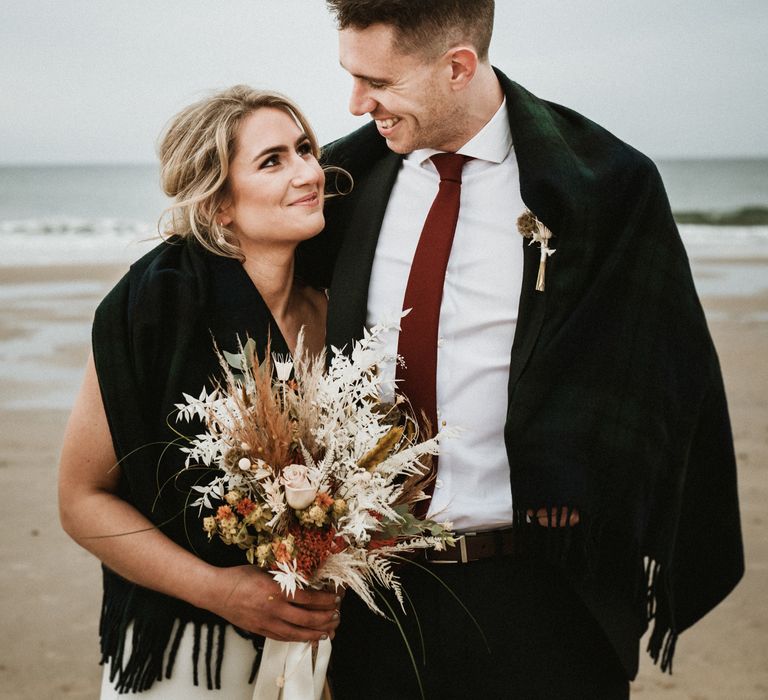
[366,99,525,532]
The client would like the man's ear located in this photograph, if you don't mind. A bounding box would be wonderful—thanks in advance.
[446,47,478,91]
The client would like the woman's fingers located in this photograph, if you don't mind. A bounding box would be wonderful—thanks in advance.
[289,586,341,610]
[217,567,341,640]
[273,599,340,632]
[256,599,339,642]
[526,507,581,527]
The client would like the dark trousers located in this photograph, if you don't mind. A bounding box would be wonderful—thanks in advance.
[329,554,630,699]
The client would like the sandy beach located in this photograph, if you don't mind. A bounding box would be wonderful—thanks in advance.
[0,257,765,699]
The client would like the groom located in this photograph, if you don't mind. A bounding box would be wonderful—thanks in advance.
[309,1,744,697]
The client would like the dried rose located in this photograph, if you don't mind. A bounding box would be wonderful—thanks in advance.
[282,464,317,509]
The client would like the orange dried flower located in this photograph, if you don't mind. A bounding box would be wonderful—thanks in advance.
[292,526,336,578]
[272,538,293,564]
[236,498,256,517]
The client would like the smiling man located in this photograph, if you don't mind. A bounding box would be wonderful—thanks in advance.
[339,17,498,155]
[314,1,744,698]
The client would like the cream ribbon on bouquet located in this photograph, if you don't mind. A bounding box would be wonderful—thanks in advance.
[252,637,332,700]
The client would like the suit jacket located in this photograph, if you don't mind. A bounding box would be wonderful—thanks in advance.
[304,69,744,677]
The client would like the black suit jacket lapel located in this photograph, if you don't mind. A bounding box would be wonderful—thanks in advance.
[326,149,402,350]
[499,69,582,392]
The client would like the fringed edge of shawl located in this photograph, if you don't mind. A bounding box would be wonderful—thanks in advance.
[511,507,678,674]
[99,572,261,694]
[644,558,678,673]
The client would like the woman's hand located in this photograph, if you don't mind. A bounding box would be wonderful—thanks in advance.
[526,507,580,527]
[205,566,342,642]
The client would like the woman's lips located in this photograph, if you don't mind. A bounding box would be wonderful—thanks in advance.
[290,192,319,206]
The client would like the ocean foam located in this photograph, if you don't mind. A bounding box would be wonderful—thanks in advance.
[1,218,768,268]
[0,218,159,266]
[679,224,768,260]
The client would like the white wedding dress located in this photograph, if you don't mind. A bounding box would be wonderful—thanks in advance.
[100,623,257,699]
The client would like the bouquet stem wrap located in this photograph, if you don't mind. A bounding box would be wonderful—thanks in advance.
[252,637,331,700]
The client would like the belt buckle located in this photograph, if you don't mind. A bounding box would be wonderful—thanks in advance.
[430,533,472,564]
[458,533,470,563]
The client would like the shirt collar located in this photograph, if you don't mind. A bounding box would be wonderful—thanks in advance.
[409,97,512,167]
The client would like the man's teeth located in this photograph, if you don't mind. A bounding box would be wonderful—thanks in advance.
[378,117,400,129]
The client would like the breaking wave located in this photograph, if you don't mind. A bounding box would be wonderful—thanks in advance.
[1,217,768,268]
[0,217,160,266]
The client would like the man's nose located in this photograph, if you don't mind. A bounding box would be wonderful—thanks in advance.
[349,80,376,116]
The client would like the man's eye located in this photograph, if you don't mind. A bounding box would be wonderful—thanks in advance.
[368,80,386,89]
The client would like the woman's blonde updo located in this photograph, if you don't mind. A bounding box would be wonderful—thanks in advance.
[158,85,320,259]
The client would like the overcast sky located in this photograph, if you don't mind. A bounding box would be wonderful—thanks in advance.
[1,0,766,164]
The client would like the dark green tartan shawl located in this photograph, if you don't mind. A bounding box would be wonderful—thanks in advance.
[305,70,744,676]
[92,239,287,692]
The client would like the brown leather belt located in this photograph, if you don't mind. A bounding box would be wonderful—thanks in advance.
[423,527,516,564]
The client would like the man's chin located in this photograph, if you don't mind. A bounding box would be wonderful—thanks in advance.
[383,137,412,154]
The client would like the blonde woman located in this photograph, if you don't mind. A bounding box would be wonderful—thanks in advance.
[59,86,342,697]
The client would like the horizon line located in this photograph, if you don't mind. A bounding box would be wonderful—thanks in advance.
[2,155,768,168]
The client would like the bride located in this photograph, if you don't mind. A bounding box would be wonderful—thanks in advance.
[58,85,341,697]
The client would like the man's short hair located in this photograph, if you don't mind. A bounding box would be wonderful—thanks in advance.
[326,0,495,61]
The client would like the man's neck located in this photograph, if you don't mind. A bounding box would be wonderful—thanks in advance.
[448,63,504,151]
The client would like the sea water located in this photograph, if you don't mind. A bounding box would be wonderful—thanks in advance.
[0,159,767,280]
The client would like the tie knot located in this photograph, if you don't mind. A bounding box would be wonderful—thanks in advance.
[430,153,473,183]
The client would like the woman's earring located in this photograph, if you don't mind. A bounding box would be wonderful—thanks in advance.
[216,223,227,246]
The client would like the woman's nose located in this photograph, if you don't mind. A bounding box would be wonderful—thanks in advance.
[291,156,323,186]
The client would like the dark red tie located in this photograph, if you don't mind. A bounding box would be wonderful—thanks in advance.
[396,153,472,434]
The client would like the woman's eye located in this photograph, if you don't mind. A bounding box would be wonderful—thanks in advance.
[260,155,280,169]
[297,141,313,156]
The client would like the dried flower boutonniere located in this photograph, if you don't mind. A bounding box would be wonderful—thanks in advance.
[517,210,556,292]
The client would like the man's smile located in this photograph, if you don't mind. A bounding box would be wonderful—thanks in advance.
[375,117,400,129]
